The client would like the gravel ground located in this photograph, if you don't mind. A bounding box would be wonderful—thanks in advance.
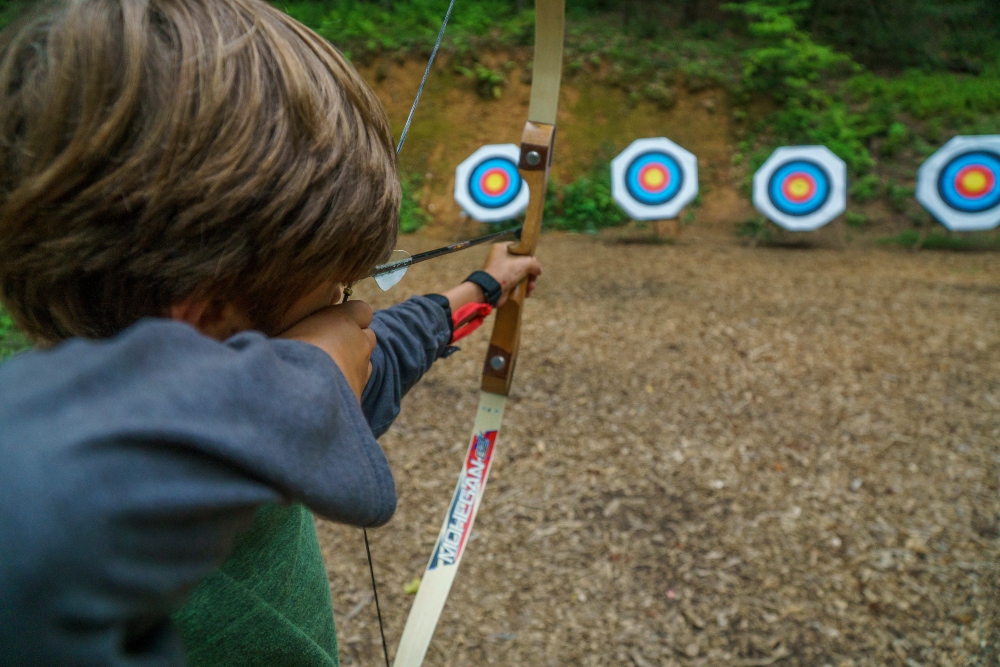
[318,234,1000,667]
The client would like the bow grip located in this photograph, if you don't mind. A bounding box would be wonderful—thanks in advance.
[481,121,556,396]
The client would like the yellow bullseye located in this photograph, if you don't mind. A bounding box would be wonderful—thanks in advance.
[484,172,507,194]
[961,170,988,194]
[787,177,811,199]
[641,167,666,189]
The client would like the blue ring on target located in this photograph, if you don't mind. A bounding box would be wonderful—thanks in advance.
[625,152,684,206]
[468,157,522,209]
[767,160,831,217]
[937,151,1000,213]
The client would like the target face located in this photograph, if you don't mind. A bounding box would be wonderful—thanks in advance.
[455,144,529,223]
[917,136,1000,230]
[612,138,698,220]
[753,146,847,231]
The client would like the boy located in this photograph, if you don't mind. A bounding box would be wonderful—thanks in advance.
[0,1,541,665]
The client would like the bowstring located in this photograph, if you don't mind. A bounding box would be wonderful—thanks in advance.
[395,0,457,155]
[365,528,391,667]
[363,2,456,664]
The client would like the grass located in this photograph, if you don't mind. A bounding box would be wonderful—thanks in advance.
[877,229,1000,251]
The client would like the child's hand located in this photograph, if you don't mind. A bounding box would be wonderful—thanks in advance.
[482,242,543,306]
[280,301,376,401]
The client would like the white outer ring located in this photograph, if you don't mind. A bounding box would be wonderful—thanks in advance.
[752,146,847,232]
[454,144,530,223]
[916,135,1000,232]
[610,137,699,221]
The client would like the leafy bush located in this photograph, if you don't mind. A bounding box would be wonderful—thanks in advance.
[544,154,627,233]
[455,63,505,99]
[399,173,432,233]
[724,0,852,103]
[885,180,914,213]
[849,174,881,202]
[724,0,873,177]
[880,121,910,157]
[847,70,1000,127]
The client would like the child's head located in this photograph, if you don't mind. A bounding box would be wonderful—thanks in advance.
[0,0,399,343]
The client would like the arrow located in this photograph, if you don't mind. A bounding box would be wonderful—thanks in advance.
[369,226,521,290]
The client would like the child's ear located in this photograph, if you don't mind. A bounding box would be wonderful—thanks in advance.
[169,295,251,340]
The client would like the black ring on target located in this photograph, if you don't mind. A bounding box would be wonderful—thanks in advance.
[467,157,522,209]
[936,151,1000,214]
[766,160,832,217]
[624,151,684,206]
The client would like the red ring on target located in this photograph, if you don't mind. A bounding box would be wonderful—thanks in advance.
[637,163,670,193]
[955,165,995,199]
[479,167,511,196]
[781,172,817,203]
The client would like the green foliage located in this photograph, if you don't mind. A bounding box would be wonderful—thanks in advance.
[844,211,867,228]
[724,0,852,103]
[273,0,534,57]
[544,153,627,233]
[806,0,1000,71]
[399,173,432,234]
[849,174,881,202]
[880,121,910,157]
[885,180,915,213]
[725,0,873,177]
[455,63,505,99]
[0,305,29,360]
[735,215,774,244]
[848,70,1000,128]
[878,229,1000,251]
[641,82,678,109]
[0,0,27,31]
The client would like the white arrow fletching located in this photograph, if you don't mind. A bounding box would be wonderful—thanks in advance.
[374,266,408,291]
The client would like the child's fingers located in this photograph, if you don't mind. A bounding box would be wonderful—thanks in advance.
[525,274,538,297]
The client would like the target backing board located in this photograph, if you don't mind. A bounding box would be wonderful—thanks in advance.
[916,135,1000,232]
[454,144,529,223]
[752,146,847,231]
[611,138,699,221]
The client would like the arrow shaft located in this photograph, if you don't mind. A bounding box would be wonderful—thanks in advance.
[370,226,521,278]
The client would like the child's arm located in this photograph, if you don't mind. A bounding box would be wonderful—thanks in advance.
[362,243,542,435]
[0,318,393,664]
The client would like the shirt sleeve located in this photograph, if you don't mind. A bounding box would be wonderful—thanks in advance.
[0,318,396,666]
[362,295,453,437]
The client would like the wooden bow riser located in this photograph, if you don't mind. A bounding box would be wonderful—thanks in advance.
[481,121,556,396]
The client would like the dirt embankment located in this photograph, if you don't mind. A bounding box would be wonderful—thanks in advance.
[359,56,752,240]
[319,235,1000,667]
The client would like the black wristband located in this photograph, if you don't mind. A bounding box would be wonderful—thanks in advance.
[464,270,502,308]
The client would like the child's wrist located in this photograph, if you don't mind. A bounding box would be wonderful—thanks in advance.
[439,282,485,311]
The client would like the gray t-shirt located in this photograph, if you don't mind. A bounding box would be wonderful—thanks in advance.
[0,296,451,666]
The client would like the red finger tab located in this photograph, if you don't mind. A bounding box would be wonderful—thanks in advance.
[450,302,492,343]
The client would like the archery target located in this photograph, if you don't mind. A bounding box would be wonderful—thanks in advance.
[611,138,698,220]
[916,135,1000,231]
[455,144,529,223]
[753,146,847,231]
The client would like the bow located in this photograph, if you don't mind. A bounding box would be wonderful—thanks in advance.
[390,2,565,665]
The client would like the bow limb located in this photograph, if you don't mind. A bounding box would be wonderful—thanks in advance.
[391,2,563,666]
